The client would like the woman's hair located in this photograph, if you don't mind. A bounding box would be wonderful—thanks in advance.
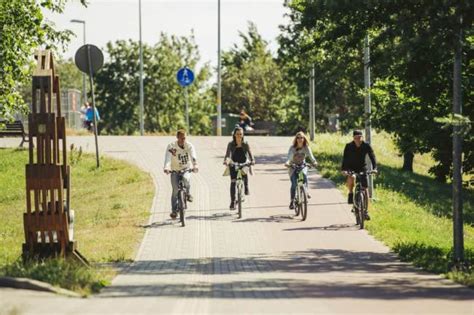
[292,131,309,148]
[232,126,244,144]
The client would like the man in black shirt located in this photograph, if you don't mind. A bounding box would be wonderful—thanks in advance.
[341,130,378,208]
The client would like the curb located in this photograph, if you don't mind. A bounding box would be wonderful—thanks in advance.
[0,277,81,297]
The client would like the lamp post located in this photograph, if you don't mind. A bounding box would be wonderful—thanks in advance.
[216,0,222,136]
[138,0,144,135]
[70,19,87,104]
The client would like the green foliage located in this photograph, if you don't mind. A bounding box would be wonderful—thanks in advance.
[1,258,111,296]
[222,23,302,134]
[94,34,214,135]
[280,1,473,181]
[56,57,83,91]
[0,148,153,291]
[0,0,86,121]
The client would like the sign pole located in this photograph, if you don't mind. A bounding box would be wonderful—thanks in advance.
[86,45,100,168]
[185,85,189,133]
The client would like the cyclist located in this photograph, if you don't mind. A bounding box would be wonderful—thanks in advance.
[223,126,255,210]
[341,130,378,219]
[163,129,198,219]
[238,110,254,131]
[284,131,318,210]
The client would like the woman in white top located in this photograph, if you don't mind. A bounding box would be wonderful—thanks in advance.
[284,131,318,210]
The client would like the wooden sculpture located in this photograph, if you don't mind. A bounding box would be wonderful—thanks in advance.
[23,50,87,264]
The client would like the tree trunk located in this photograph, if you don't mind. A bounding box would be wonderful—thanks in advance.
[402,151,414,172]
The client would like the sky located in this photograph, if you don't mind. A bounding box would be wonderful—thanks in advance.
[44,0,289,70]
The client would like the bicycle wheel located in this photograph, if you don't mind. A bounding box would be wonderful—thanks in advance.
[300,186,308,221]
[356,191,365,229]
[178,190,185,227]
[237,182,243,219]
[294,196,300,216]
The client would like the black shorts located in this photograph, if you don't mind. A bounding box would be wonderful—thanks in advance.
[358,175,368,188]
[348,171,368,188]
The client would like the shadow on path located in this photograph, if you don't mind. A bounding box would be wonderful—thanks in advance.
[102,248,473,300]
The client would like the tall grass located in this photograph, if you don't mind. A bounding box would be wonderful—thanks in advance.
[312,132,474,286]
[0,148,154,294]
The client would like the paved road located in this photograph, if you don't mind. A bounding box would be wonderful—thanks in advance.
[1,136,472,315]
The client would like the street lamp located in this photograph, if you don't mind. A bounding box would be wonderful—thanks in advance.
[138,0,144,136]
[217,0,222,136]
[70,19,87,105]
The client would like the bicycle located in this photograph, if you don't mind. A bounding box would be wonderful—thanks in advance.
[229,161,252,219]
[169,168,193,227]
[288,162,314,221]
[346,170,376,229]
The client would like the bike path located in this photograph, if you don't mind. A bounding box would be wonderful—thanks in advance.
[0,136,472,314]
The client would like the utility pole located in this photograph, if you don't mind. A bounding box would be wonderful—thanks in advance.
[216,0,222,136]
[452,12,464,266]
[139,0,144,135]
[309,67,315,141]
[364,34,374,199]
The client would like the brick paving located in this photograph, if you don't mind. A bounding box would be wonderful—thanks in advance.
[0,136,472,314]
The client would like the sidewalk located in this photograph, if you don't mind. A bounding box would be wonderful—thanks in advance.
[1,136,472,314]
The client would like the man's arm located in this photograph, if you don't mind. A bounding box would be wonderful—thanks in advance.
[341,144,349,171]
[163,144,172,171]
[189,143,198,167]
[366,144,377,170]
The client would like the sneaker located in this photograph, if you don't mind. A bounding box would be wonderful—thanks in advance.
[307,193,311,199]
[348,193,354,204]
[170,212,177,219]
[364,212,371,221]
[229,201,236,210]
[187,194,193,202]
[289,200,295,209]
[244,187,250,195]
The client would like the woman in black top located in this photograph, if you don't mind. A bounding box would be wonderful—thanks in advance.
[223,126,255,210]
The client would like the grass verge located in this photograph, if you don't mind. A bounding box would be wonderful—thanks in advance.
[0,147,154,295]
[312,132,474,287]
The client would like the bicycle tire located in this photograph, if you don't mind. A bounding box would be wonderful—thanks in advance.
[178,190,185,227]
[300,186,308,221]
[357,191,365,229]
[237,192,242,219]
[295,196,300,216]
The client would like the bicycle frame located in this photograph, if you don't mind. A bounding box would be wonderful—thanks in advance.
[170,168,193,226]
[229,161,251,219]
[290,162,311,221]
[347,170,374,229]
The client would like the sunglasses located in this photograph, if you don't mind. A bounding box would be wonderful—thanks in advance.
[296,136,304,140]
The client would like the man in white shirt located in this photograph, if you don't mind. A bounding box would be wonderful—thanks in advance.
[164,129,199,219]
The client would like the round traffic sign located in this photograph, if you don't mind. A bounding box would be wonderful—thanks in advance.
[75,44,104,75]
[176,67,194,87]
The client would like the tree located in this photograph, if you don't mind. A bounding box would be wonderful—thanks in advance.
[94,33,214,135]
[56,57,83,91]
[221,22,302,135]
[0,0,86,121]
[279,0,473,181]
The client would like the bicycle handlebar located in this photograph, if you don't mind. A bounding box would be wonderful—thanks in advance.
[168,168,195,175]
[229,161,252,169]
[286,162,315,170]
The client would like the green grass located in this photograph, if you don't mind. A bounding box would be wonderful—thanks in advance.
[312,132,474,287]
[0,147,154,295]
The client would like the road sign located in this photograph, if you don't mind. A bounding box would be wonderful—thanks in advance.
[177,67,194,87]
[75,44,104,75]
